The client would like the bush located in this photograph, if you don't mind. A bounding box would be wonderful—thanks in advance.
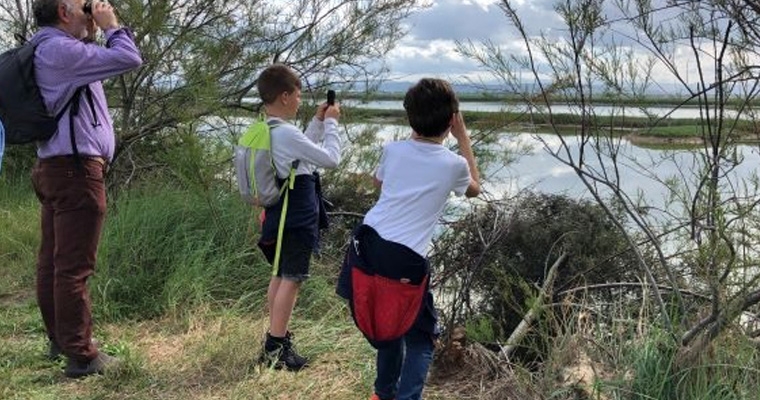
[432,192,642,363]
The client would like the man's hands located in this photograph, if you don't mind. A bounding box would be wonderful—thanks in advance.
[91,1,119,31]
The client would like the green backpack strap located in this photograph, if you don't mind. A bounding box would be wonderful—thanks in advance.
[272,159,299,276]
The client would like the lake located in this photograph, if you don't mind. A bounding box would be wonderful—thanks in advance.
[216,101,760,214]
[352,100,741,120]
[361,123,760,221]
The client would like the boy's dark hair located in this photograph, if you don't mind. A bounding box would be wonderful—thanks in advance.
[33,0,62,27]
[257,63,302,105]
[403,78,459,137]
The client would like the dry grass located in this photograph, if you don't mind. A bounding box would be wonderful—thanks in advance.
[0,296,473,400]
[429,331,540,400]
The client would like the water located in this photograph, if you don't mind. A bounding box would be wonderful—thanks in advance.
[498,133,759,203]
[358,123,760,218]
[213,103,760,212]
[353,100,740,120]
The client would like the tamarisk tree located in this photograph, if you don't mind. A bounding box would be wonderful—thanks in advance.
[459,0,760,362]
[0,0,423,183]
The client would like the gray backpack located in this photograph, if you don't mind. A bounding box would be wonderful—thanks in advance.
[234,118,297,207]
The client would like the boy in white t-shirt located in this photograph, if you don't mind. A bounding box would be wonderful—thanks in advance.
[337,78,480,400]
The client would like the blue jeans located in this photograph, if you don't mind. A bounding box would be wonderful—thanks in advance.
[374,327,434,400]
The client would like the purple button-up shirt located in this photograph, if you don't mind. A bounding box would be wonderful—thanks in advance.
[32,26,142,162]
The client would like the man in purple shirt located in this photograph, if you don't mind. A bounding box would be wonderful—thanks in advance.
[29,0,141,378]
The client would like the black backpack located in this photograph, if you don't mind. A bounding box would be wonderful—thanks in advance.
[0,40,79,145]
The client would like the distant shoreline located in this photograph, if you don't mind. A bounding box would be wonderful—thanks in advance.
[329,92,707,107]
[346,107,760,147]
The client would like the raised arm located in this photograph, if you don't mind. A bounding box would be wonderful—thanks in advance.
[288,105,341,168]
[304,103,330,143]
[56,2,142,87]
[450,112,481,198]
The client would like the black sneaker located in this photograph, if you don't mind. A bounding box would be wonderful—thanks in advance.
[64,351,120,378]
[260,332,309,371]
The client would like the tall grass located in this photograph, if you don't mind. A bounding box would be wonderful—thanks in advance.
[0,175,389,399]
[0,173,39,296]
[94,185,272,321]
[616,329,760,400]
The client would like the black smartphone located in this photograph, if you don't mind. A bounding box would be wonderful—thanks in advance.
[327,89,336,106]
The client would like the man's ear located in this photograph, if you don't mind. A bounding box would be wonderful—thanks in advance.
[57,2,71,24]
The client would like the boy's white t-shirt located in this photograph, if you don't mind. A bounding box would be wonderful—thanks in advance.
[363,139,471,257]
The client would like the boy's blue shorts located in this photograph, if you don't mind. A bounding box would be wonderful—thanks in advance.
[259,228,316,283]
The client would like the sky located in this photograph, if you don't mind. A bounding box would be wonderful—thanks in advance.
[382,0,734,94]
[384,0,560,84]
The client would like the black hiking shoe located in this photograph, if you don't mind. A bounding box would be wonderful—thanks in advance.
[64,351,120,378]
[259,332,309,371]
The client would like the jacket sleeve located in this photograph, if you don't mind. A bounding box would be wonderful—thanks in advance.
[46,28,142,87]
[286,118,341,168]
[303,117,325,143]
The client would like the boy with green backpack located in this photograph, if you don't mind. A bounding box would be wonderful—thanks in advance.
[245,63,341,371]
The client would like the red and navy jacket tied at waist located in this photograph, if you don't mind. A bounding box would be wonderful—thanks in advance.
[336,224,439,349]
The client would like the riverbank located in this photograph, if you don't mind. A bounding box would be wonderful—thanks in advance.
[332,92,705,108]
[347,107,760,147]
[0,178,444,399]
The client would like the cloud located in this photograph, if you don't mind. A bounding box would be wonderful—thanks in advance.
[403,0,511,42]
[385,0,747,90]
[385,0,561,83]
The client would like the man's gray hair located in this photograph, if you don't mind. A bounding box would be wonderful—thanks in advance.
[33,0,63,27]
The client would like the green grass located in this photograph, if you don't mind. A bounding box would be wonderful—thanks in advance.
[636,124,730,138]
[4,174,760,400]
[0,176,452,399]
[0,175,39,297]
[0,296,386,400]
[93,185,268,320]
[617,330,760,400]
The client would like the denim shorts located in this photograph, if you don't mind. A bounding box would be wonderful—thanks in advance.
[259,229,315,283]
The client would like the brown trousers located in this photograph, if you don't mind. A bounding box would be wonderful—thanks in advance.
[31,156,107,362]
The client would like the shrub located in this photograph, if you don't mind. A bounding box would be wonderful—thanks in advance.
[432,192,641,363]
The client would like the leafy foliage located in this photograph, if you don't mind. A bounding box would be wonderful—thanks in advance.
[432,193,640,339]
[0,0,424,187]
